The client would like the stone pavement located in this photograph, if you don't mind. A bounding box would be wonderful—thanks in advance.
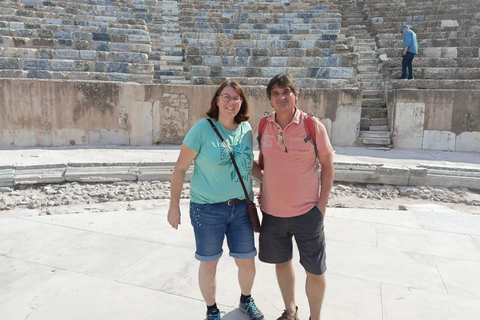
[0,146,480,189]
[1,201,480,320]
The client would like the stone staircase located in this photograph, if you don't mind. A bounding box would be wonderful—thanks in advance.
[340,0,391,148]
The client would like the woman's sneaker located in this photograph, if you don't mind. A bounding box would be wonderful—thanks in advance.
[239,297,264,320]
[206,308,221,320]
[277,306,299,320]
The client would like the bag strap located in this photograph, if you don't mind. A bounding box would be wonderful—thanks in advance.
[206,118,251,202]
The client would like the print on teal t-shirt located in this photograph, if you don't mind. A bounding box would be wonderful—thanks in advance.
[183,118,254,204]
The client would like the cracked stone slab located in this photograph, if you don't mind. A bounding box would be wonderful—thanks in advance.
[138,162,192,181]
[14,164,66,185]
[334,162,410,185]
[65,163,139,182]
[0,165,15,187]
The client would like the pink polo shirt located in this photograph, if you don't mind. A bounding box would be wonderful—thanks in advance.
[259,109,334,218]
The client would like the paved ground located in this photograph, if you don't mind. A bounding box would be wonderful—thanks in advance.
[1,146,480,319]
[1,202,480,320]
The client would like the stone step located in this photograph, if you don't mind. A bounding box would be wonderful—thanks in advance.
[362,98,384,107]
[362,89,383,97]
[360,131,391,138]
[362,137,392,145]
[370,125,390,131]
[358,65,380,72]
[361,107,387,118]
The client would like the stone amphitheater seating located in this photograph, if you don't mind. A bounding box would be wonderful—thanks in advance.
[0,0,357,87]
[363,0,480,89]
[0,0,156,82]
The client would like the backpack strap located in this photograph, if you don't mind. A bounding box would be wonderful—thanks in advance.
[303,115,320,171]
[256,116,268,146]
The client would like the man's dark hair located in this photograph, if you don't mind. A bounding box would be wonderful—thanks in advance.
[266,74,300,99]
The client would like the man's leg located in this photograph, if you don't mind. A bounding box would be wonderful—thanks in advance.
[407,53,415,78]
[305,272,326,320]
[199,260,219,306]
[276,260,297,316]
[400,55,408,78]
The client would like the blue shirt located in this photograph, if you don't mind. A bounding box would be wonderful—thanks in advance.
[183,118,254,204]
[403,29,418,54]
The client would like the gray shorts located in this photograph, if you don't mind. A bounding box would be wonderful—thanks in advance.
[259,205,326,275]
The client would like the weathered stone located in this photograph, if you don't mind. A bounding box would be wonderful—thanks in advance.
[15,164,67,185]
[65,164,138,183]
[51,60,74,71]
[22,59,49,70]
[0,166,14,187]
[0,57,20,69]
[55,49,79,59]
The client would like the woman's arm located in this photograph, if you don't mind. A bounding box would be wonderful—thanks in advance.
[167,144,198,229]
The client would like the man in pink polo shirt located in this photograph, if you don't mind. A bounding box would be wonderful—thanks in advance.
[255,74,335,320]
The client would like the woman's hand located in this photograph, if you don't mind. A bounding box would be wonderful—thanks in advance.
[167,207,181,230]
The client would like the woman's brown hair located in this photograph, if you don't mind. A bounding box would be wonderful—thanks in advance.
[206,80,249,123]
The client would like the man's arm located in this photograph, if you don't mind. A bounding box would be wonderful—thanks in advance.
[316,152,335,216]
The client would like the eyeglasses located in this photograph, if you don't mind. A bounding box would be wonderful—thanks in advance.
[218,94,243,104]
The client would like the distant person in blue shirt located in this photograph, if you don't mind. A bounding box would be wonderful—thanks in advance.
[398,25,418,79]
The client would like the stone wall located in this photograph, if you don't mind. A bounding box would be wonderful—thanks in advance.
[0,78,361,147]
[387,89,480,152]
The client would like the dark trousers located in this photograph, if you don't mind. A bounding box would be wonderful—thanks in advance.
[401,52,415,78]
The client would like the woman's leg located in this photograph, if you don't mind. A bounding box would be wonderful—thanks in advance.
[199,259,220,306]
[235,257,256,295]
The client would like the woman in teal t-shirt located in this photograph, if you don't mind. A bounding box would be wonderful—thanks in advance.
[167,81,264,320]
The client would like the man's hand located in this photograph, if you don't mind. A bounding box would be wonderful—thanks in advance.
[167,207,181,230]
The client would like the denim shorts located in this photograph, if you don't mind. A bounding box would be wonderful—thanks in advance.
[259,205,326,275]
[189,202,257,262]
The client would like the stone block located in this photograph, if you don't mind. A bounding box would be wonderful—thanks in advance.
[128,35,150,43]
[93,33,111,42]
[14,129,51,147]
[22,59,49,70]
[371,17,383,24]
[51,59,74,71]
[264,67,286,77]
[205,55,220,66]
[423,130,456,152]
[322,56,340,67]
[45,19,62,25]
[65,164,139,183]
[394,102,425,149]
[112,52,148,63]
[245,67,262,77]
[10,22,24,30]
[126,63,153,74]
[225,67,243,76]
[88,129,129,145]
[14,164,67,185]
[0,166,14,187]
[55,49,79,59]
[52,129,88,147]
[221,56,232,65]
[80,50,96,60]
[310,67,329,79]
[441,20,459,28]
[0,58,20,69]
[331,103,361,146]
[190,66,209,76]
[271,57,288,67]
[323,48,334,57]
[157,93,189,144]
[131,44,151,53]
[27,70,52,79]
[424,47,442,58]
[125,102,154,145]
[442,47,457,59]
[107,62,128,73]
[250,56,270,67]
[91,41,110,51]
[331,67,353,79]
[455,132,480,152]
[0,130,14,147]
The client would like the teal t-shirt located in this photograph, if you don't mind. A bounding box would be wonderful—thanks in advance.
[183,118,254,204]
